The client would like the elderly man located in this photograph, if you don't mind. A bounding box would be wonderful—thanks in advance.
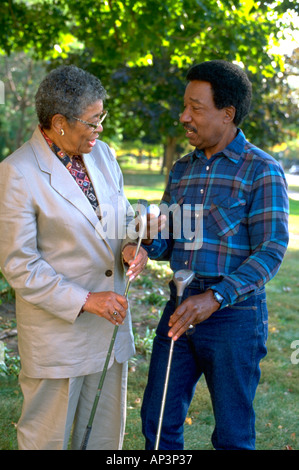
[141,60,289,450]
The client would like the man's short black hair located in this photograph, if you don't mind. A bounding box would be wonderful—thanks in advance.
[186,60,252,126]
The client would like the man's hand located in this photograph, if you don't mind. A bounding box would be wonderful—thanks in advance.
[141,213,167,245]
[168,290,221,341]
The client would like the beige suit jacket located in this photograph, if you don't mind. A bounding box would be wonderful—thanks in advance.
[0,126,135,378]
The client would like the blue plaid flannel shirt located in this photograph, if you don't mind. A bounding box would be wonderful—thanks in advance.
[142,129,289,307]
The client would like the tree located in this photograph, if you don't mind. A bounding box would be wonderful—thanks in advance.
[0,0,298,174]
[0,53,46,160]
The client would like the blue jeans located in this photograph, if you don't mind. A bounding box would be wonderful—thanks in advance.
[141,277,268,450]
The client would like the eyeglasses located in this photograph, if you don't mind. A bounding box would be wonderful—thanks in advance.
[71,110,108,129]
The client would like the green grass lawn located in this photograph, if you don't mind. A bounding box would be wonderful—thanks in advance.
[0,163,298,450]
[123,248,299,451]
[120,161,165,204]
[121,164,299,451]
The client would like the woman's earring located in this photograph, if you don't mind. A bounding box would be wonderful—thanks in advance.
[60,129,64,136]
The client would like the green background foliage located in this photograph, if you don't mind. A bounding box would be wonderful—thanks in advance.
[0,0,299,450]
[0,0,298,174]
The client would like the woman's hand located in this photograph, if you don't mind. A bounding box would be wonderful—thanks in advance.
[83,291,128,325]
[122,244,148,281]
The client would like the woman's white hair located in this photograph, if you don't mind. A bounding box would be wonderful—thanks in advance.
[35,65,107,129]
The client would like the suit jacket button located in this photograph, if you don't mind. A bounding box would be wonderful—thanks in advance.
[105,270,113,277]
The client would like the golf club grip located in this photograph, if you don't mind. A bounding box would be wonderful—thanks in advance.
[80,426,91,450]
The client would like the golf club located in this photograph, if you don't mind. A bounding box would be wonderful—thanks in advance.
[154,269,195,450]
[80,199,148,450]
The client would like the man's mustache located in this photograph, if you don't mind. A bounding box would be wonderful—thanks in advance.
[183,124,197,133]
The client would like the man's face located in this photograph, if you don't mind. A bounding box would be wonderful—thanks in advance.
[180,80,231,157]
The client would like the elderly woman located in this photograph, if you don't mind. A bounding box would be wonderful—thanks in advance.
[0,65,147,450]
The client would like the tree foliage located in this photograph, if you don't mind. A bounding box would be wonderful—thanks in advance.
[0,0,298,170]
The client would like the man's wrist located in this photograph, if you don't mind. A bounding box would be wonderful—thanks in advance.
[141,238,153,245]
[208,289,224,308]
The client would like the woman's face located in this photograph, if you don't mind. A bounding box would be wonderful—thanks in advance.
[61,99,105,156]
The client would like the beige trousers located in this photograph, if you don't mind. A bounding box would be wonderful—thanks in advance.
[17,360,128,450]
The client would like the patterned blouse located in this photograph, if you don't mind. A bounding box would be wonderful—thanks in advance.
[39,126,99,212]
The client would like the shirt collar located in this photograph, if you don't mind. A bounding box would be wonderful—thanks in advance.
[192,128,246,164]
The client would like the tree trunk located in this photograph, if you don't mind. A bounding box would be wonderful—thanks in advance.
[164,136,177,186]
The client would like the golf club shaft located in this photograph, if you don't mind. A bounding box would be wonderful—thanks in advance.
[81,259,138,450]
[154,270,195,450]
[80,323,118,450]
[123,235,143,296]
[81,201,147,450]
[154,338,174,450]
[81,276,135,450]
[154,294,183,450]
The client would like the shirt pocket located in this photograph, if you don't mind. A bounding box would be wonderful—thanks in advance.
[207,195,246,237]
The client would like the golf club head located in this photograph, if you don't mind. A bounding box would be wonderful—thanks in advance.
[136,199,148,240]
[173,269,195,298]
